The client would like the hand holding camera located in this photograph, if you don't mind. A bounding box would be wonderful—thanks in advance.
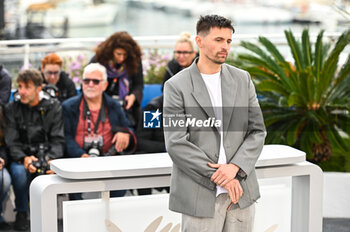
[25,144,52,175]
[24,155,39,174]
[83,132,130,157]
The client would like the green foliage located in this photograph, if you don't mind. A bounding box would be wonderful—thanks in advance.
[318,137,350,172]
[238,28,350,164]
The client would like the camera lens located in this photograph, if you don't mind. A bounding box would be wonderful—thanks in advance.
[88,147,100,157]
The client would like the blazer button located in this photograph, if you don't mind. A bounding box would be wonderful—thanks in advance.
[214,153,218,158]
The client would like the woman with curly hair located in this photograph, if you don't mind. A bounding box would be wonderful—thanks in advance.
[91,31,144,129]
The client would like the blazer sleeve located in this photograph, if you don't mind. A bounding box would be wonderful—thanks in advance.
[230,73,266,176]
[164,80,216,191]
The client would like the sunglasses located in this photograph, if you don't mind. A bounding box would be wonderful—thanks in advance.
[82,78,102,85]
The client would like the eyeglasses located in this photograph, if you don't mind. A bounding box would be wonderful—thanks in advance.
[44,71,60,76]
[174,50,194,55]
[82,78,102,85]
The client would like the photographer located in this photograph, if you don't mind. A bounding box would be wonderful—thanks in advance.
[62,63,136,199]
[4,69,65,231]
[41,53,77,102]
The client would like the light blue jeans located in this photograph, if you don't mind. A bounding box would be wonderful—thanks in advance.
[182,193,255,232]
[0,168,12,222]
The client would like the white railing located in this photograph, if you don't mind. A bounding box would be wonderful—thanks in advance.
[0,32,342,68]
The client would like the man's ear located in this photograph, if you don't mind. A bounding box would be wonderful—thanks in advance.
[102,80,108,91]
[195,35,202,48]
[36,84,42,94]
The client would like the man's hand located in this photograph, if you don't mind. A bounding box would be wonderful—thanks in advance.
[124,94,136,110]
[208,163,240,187]
[81,153,90,158]
[112,132,130,153]
[45,160,55,174]
[224,179,243,204]
[0,158,5,170]
[24,155,38,174]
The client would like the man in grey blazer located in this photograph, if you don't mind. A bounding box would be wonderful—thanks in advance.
[163,15,266,232]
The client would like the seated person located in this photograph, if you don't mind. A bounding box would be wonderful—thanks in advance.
[162,32,197,89]
[0,64,12,106]
[62,63,136,199]
[0,106,11,230]
[4,69,65,231]
[41,53,77,102]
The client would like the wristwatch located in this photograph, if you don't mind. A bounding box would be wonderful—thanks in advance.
[236,168,247,181]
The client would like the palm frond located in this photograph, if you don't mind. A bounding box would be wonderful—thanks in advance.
[285,30,305,71]
[302,29,312,67]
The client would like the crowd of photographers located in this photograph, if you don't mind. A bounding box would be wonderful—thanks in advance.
[0,31,197,231]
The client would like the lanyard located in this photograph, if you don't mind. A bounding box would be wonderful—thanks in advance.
[83,98,106,135]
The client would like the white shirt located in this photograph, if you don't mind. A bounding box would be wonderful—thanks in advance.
[201,71,227,196]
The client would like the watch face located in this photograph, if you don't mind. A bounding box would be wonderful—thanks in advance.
[237,169,246,180]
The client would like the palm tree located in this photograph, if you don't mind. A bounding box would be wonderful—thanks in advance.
[237,29,350,163]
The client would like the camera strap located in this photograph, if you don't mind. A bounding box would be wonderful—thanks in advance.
[83,97,106,135]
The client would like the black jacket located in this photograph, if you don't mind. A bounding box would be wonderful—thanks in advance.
[162,55,198,91]
[0,65,12,106]
[4,98,65,162]
[42,71,77,102]
[162,58,183,90]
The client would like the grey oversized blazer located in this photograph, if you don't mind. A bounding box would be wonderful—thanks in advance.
[163,59,266,218]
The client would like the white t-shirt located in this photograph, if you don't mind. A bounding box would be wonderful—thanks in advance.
[201,71,227,196]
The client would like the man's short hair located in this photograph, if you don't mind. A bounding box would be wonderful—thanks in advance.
[83,63,107,81]
[17,69,43,87]
[196,15,235,36]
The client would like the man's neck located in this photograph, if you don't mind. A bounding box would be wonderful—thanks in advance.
[197,56,222,74]
[84,95,102,110]
[28,96,40,107]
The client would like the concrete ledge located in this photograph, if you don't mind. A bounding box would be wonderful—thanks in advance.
[324,172,350,218]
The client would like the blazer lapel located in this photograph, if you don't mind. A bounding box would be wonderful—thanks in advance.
[221,64,238,138]
[190,61,216,120]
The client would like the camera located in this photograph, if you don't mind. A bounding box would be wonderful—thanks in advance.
[42,84,59,99]
[106,79,126,107]
[31,144,50,175]
[111,95,125,108]
[83,134,104,157]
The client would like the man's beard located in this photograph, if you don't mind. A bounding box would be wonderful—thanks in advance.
[205,53,227,65]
